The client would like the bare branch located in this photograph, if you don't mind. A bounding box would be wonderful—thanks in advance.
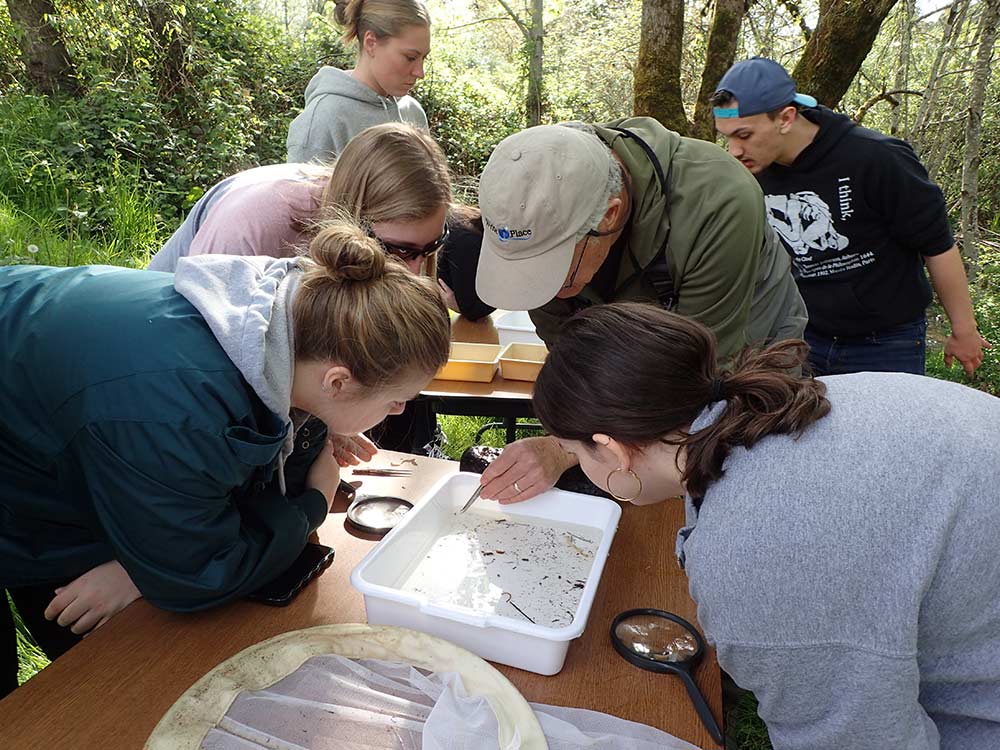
[439,16,511,33]
[495,0,529,37]
[915,3,953,22]
[938,66,975,78]
[853,89,923,123]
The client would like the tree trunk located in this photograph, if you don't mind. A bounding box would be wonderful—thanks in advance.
[691,0,750,141]
[890,0,913,136]
[792,0,901,108]
[5,0,75,94]
[634,0,689,135]
[496,0,545,127]
[959,0,1000,278]
[912,0,970,153]
[526,0,544,126]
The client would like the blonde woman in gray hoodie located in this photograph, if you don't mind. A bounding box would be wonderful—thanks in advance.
[287,0,430,162]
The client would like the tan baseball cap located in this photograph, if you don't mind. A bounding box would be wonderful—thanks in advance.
[476,124,612,311]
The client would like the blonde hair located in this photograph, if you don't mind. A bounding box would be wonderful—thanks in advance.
[334,0,430,46]
[294,218,450,388]
[321,122,452,277]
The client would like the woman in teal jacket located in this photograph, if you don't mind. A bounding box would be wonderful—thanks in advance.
[0,220,450,696]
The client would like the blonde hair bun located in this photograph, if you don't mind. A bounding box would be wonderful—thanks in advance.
[308,219,388,283]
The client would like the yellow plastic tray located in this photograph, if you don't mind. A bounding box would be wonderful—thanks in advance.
[499,343,548,382]
[435,343,502,382]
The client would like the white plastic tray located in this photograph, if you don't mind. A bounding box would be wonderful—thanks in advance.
[351,472,621,675]
[495,310,544,348]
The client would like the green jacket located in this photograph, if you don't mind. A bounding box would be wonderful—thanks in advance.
[0,265,327,611]
[529,117,806,359]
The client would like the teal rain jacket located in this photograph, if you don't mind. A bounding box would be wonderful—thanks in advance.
[0,264,328,611]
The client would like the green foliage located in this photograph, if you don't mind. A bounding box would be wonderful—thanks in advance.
[0,6,23,89]
[437,416,543,460]
[7,595,50,687]
[415,68,521,180]
[926,243,1000,396]
[0,0,351,269]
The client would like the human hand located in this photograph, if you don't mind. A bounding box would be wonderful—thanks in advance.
[43,561,141,635]
[328,433,378,467]
[438,279,459,313]
[943,329,990,377]
[479,436,578,504]
[306,441,342,511]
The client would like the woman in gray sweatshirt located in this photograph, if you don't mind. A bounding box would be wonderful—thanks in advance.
[287,0,430,162]
[532,302,1000,750]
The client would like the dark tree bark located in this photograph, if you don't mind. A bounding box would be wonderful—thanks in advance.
[792,0,902,108]
[691,0,751,140]
[634,0,689,135]
[5,0,75,94]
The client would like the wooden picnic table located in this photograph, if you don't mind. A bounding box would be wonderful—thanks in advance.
[0,452,723,749]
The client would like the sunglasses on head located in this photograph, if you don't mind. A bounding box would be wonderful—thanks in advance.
[367,224,450,262]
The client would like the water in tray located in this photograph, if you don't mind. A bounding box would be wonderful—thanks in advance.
[398,509,601,628]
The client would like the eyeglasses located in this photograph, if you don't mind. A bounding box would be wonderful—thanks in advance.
[367,224,450,262]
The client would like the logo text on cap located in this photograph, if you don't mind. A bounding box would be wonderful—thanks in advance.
[485,216,532,242]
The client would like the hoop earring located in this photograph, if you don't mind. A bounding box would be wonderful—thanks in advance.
[605,467,642,502]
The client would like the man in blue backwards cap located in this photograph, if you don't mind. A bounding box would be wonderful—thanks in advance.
[712,57,988,377]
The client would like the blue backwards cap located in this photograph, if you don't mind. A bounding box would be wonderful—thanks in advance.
[713,57,818,118]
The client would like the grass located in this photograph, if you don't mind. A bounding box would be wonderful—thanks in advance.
[728,692,772,750]
[8,595,49,686]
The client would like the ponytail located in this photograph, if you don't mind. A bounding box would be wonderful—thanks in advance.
[676,340,830,497]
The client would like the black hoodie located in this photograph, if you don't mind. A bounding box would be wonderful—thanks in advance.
[757,106,954,337]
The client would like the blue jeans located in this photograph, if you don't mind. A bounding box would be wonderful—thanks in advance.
[805,316,927,376]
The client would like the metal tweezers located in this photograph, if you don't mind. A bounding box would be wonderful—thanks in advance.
[350,468,413,477]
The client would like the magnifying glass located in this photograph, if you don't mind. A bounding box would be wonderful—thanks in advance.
[610,608,723,745]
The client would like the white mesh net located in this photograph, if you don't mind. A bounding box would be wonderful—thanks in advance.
[199,656,697,750]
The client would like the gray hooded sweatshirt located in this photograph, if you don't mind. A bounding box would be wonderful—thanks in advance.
[175,254,304,492]
[286,66,428,162]
[677,372,1000,750]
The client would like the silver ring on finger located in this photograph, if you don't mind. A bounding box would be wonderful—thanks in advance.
[513,481,522,494]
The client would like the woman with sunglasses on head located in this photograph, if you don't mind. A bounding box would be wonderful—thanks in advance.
[287,0,431,164]
[1,219,451,697]
[532,301,1000,750]
[148,123,489,458]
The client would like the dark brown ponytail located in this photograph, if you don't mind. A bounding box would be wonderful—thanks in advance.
[678,339,830,496]
[532,303,830,498]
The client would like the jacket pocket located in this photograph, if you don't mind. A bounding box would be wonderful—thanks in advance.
[224,424,288,467]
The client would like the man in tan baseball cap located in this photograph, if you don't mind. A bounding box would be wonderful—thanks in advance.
[476,124,621,312]
[473,117,807,506]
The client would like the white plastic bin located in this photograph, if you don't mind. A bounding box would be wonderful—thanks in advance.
[351,472,621,675]
[495,310,544,348]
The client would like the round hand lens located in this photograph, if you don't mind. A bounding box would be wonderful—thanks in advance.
[346,495,413,536]
[610,608,723,744]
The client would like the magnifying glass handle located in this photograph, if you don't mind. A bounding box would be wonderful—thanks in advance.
[678,670,724,746]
